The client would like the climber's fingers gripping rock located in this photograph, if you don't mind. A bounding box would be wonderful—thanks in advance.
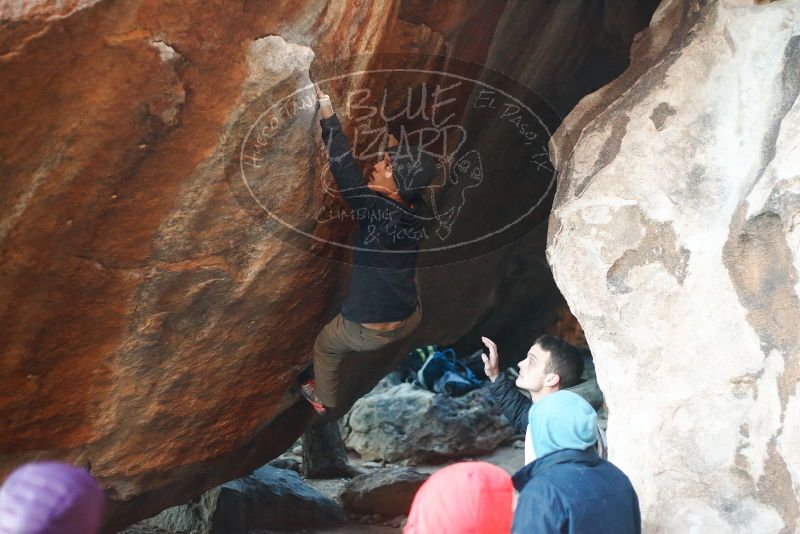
[313,82,325,99]
[314,82,334,119]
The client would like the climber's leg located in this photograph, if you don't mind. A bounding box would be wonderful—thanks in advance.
[312,314,362,408]
[312,303,422,408]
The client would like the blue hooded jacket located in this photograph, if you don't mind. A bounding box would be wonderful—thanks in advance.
[512,391,641,534]
[528,389,597,459]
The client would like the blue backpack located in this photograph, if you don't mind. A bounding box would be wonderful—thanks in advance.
[415,348,483,396]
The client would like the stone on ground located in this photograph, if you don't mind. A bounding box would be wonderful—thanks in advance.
[141,466,345,532]
[339,467,429,516]
[342,383,515,464]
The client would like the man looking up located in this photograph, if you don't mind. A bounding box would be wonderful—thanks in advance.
[300,83,438,415]
[481,335,606,461]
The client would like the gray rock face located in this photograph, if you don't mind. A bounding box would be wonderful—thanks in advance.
[339,467,429,516]
[548,1,800,532]
[342,383,515,464]
[142,466,345,533]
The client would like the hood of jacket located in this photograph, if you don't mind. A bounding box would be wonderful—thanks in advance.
[404,462,513,534]
[528,389,597,459]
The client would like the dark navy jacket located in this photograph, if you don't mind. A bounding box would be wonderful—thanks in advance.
[511,448,641,534]
[319,114,426,323]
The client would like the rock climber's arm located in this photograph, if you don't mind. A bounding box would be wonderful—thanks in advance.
[316,84,374,210]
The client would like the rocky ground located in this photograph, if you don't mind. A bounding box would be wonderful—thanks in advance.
[119,369,599,533]
[119,375,529,534]
[304,441,523,533]
[120,440,523,534]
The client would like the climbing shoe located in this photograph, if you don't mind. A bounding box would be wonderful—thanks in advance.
[300,379,328,415]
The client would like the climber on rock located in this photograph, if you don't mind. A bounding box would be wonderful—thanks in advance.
[481,335,607,461]
[299,82,438,415]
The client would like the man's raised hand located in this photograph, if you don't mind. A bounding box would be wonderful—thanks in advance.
[481,336,500,382]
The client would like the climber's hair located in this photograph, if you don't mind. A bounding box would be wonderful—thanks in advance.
[535,335,584,389]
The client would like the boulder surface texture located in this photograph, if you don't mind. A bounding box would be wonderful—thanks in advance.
[0,0,658,530]
[342,383,515,464]
[549,1,800,532]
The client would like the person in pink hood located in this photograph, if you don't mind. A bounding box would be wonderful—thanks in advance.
[404,462,513,534]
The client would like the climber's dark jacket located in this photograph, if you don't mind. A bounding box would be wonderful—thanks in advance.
[319,114,426,323]
[511,448,641,534]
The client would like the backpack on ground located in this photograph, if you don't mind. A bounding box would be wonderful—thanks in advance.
[415,348,483,396]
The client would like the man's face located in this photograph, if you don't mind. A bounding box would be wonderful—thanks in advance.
[515,342,558,399]
[368,153,398,196]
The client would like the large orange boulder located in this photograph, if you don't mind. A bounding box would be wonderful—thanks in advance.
[0,1,655,529]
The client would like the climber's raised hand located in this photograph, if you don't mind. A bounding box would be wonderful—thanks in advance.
[314,83,334,119]
[314,82,326,99]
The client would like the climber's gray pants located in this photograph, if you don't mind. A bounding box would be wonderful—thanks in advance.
[313,305,422,408]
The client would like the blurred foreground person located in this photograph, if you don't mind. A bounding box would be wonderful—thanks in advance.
[0,462,104,534]
[404,462,513,534]
[512,391,640,534]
